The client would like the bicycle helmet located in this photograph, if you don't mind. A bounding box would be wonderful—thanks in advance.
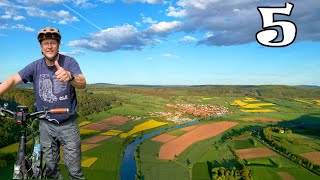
[37,26,61,43]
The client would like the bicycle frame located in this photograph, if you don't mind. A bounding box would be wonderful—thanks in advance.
[0,104,69,179]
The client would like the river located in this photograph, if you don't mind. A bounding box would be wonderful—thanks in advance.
[120,120,200,180]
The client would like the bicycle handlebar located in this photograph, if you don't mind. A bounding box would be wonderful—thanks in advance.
[29,108,69,117]
[0,105,69,123]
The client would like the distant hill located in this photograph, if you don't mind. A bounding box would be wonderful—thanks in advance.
[16,83,33,89]
[85,84,320,98]
[296,85,320,88]
[88,83,189,88]
[88,83,116,86]
[4,82,320,98]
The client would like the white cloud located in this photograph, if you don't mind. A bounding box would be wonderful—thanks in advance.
[124,0,162,4]
[99,0,115,3]
[171,0,320,46]
[1,10,25,21]
[25,7,79,24]
[166,6,186,18]
[205,32,213,38]
[0,0,15,7]
[68,25,157,52]
[60,50,85,56]
[68,20,182,52]
[142,17,157,24]
[0,1,79,26]
[11,24,35,32]
[146,21,182,35]
[179,35,197,43]
[161,53,179,58]
[16,0,68,6]
[0,25,8,30]
[13,15,25,20]
[73,0,97,8]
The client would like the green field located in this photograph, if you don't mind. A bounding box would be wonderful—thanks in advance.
[1,85,320,179]
[250,156,319,180]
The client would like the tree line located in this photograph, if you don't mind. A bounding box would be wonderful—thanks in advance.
[0,88,115,149]
[260,127,320,175]
[87,85,320,98]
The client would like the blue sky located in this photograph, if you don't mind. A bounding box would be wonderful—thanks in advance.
[0,0,319,85]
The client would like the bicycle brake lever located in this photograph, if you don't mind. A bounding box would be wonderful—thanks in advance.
[0,107,4,117]
[39,114,47,119]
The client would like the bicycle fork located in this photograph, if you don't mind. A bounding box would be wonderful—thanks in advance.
[13,128,28,179]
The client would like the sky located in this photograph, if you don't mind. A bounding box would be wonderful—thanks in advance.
[0,0,319,85]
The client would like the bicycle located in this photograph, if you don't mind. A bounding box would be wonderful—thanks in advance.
[0,103,69,179]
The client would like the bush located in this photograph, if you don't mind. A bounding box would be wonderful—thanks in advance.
[286,129,292,134]
[292,139,301,145]
[0,159,7,168]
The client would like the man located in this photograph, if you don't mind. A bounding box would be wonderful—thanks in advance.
[0,26,86,179]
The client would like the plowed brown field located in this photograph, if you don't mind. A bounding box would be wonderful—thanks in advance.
[158,121,238,160]
[235,147,278,159]
[180,125,198,131]
[99,116,129,125]
[277,172,295,180]
[82,123,113,131]
[300,151,320,164]
[82,135,112,143]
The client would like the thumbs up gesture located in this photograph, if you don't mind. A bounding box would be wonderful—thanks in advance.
[55,60,71,83]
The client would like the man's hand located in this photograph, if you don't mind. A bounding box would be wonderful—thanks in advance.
[55,60,71,83]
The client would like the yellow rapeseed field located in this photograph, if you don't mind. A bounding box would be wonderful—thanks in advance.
[243,97,260,102]
[234,100,247,106]
[81,143,97,152]
[294,99,312,104]
[81,156,98,168]
[119,120,167,138]
[202,98,212,100]
[101,129,123,136]
[80,128,99,135]
[242,104,262,109]
[78,121,91,127]
[251,103,275,106]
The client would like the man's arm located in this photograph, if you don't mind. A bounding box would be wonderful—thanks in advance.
[70,73,86,89]
[0,73,23,96]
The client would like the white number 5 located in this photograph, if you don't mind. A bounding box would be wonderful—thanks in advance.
[256,2,297,47]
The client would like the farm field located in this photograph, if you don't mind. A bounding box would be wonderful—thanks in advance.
[1,85,320,179]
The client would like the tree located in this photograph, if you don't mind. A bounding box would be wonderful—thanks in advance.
[186,158,191,166]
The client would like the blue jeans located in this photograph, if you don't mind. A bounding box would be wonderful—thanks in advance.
[40,118,84,179]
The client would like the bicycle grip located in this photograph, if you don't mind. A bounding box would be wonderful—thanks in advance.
[49,108,69,114]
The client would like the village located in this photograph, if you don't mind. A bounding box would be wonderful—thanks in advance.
[149,103,229,123]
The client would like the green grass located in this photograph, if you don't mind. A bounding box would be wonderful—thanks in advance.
[2,87,320,180]
[233,140,253,150]
[232,138,265,150]
[82,139,123,179]
[140,140,163,162]
[192,162,210,180]
[0,162,14,179]
[249,156,319,180]
[141,162,190,180]
[139,140,190,180]
[0,142,19,153]
[271,132,320,154]
[166,129,187,136]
